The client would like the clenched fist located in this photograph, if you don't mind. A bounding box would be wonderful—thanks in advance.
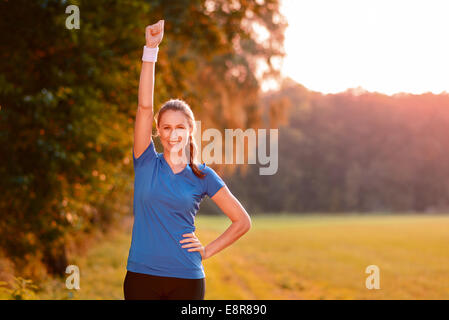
[146,20,164,48]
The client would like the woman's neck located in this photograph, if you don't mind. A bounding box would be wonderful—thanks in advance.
[163,151,189,167]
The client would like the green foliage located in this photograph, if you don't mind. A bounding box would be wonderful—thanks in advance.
[0,277,38,300]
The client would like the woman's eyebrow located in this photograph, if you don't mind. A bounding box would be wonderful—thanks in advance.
[162,124,185,127]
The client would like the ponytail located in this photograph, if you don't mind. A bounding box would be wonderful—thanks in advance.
[188,134,206,178]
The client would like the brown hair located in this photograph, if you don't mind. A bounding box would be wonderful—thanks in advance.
[153,99,206,179]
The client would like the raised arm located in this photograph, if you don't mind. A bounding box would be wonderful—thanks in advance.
[133,19,164,159]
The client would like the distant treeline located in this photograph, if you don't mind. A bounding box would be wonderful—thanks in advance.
[222,79,449,214]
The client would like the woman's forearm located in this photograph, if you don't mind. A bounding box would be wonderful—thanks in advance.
[138,61,155,110]
[204,220,251,259]
[138,20,163,110]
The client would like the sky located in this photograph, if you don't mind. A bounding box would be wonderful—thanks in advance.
[271,0,449,95]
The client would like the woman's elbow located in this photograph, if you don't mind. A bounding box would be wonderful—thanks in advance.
[240,215,252,233]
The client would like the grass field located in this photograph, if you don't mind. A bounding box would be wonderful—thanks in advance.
[31,214,449,299]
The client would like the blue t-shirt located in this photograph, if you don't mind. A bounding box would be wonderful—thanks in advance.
[126,139,226,279]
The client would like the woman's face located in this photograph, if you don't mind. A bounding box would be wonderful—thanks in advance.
[157,110,192,154]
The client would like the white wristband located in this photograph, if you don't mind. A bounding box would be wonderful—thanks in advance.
[142,46,159,62]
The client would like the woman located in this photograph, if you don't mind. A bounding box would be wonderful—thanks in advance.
[123,20,252,300]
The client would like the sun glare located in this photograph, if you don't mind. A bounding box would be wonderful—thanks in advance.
[270,0,449,95]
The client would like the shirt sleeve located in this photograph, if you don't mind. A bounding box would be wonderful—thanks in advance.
[133,139,157,170]
[201,164,226,198]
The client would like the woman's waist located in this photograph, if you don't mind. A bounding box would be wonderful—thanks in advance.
[128,247,202,269]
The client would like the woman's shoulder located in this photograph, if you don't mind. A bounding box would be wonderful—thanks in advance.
[197,162,226,196]
[198,162,216,173]
[197,163,225,182]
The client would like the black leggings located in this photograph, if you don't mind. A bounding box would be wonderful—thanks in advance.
[123,270,205,300]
